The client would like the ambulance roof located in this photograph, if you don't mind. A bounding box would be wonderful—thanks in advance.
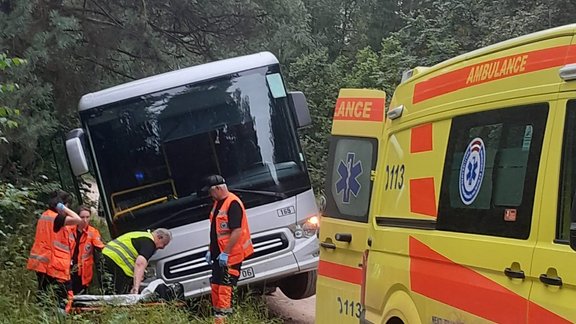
[406,24,576,84]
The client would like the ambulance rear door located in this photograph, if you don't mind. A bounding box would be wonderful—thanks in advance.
[316,89,386,324]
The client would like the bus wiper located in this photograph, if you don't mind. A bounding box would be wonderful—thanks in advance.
[148,202,211,229]
[229,188,287,199]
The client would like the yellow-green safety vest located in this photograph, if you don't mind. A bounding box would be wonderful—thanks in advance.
[102,231,154,277]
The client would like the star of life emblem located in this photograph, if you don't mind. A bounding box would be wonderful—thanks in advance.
[459,137,485,205]
[335,152,363,204]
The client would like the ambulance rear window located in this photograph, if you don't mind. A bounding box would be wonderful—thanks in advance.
[324,136,378,222]
[437,104,548,239]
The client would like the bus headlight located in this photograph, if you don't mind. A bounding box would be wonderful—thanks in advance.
[292,216,320,238]
[302,216,319,237]
[145,264,157,279]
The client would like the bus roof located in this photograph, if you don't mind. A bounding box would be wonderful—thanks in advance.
[78,51,279,111]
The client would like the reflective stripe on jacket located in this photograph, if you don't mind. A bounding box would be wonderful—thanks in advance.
[74,225,105,286]
[102,231,153,277]
[27,209,75,282]
[209,193,254,265]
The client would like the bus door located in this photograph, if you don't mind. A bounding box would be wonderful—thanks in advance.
[316,89,386,323]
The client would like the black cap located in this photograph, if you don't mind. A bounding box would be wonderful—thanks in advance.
[201,175,226,191]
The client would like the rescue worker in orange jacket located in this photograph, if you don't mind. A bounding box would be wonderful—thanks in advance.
[70,205,105,294]
[27,190,82,309]
[203,175,254,323]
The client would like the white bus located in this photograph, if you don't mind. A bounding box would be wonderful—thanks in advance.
[65,52,319,299]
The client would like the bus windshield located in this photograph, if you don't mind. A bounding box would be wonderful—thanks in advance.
[83,66,310,233]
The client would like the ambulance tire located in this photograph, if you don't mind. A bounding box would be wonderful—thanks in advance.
[279,270,316,300]
[387,317,403,324]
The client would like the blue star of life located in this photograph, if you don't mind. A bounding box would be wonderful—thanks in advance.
[335,152,363,204]
[466,156,478,186]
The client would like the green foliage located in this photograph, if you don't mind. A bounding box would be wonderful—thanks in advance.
[0,181,50,323]
[0,53,26,144]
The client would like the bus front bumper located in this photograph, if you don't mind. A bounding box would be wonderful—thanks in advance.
[143,231,319,298]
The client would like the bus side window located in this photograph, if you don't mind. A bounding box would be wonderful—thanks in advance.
[556,100,576,242]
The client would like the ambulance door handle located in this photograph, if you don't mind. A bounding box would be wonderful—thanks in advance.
[320,241,336,249]
[335,233,352,243]
[504,267,525,279]
[539,274,563,286]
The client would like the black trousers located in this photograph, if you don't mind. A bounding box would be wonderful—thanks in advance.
[36,272,68,309]
[70,271,87,294]
[102,255,132,294]
[210,262,241,286]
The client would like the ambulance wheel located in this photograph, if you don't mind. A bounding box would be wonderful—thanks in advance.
[387,317,404,324]
[279,270,316,299]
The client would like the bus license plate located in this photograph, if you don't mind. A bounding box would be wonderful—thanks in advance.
[239,267,255,280]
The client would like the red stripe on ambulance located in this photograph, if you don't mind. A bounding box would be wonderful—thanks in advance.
[333,97,385,122]
[409,237,571,323]
[410,123,433,153]
[409,178,437,217]
[413,44,576,104]
[318,260,362,285]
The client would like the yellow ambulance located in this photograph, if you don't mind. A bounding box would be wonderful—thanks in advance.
[318,24,576,323]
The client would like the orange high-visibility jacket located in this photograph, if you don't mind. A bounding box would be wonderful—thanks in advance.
[209,193,254,265]
[73,225,105,286]
[27,209,75,282]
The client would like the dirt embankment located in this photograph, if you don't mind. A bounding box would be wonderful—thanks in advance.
[266,291,315,324]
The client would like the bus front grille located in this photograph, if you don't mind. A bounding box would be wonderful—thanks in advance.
[163,232,290,280]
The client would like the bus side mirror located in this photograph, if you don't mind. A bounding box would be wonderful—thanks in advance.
[288,91,311,128]
[65,128,89,176]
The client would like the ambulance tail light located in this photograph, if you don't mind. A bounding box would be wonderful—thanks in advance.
[560,64,576,81]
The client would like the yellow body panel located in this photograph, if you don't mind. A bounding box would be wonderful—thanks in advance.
[318,25,576,324]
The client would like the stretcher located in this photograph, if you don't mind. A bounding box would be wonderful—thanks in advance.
[70,279,185,313]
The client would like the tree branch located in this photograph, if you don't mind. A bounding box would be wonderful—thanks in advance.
[87,0,123,27]
[74,54,136,80]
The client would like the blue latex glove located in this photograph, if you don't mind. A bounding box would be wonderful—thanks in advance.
[217,252,229,267]
[56,202,65,211]
[205,251,212,265]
